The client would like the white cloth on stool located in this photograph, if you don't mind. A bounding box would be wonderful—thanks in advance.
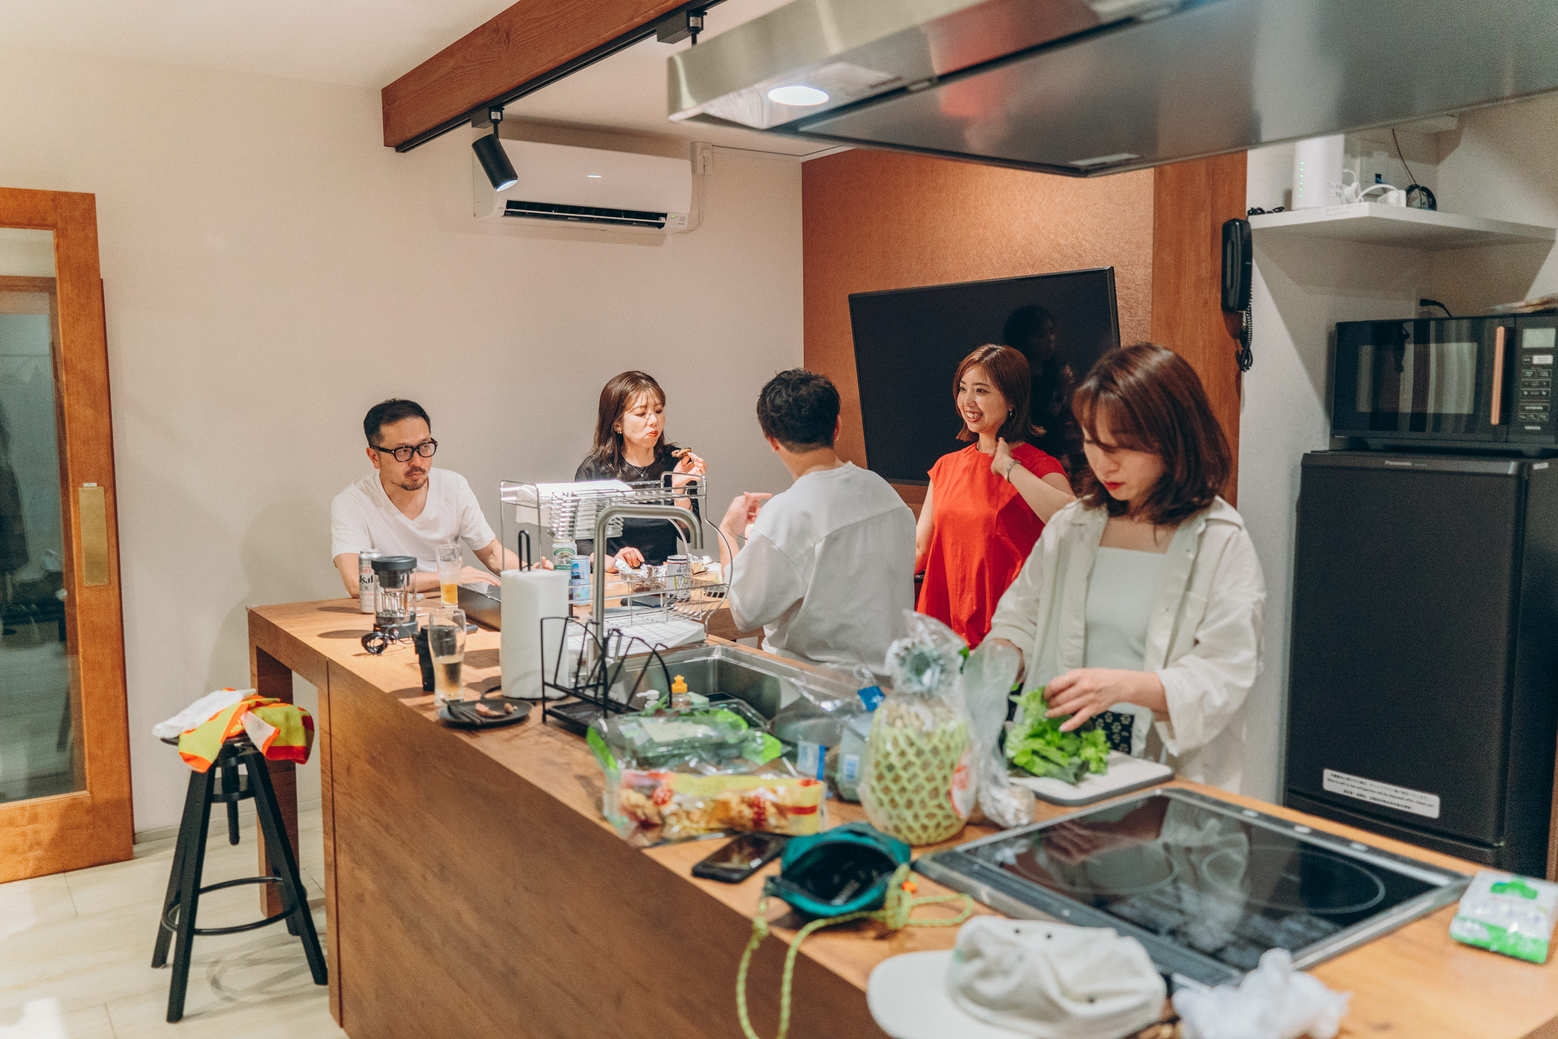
[152,687,252,740]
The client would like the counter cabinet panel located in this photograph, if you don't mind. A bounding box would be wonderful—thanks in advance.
[325,661,883,1039]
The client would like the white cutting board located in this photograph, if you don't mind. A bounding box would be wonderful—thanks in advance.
[1010,752,1174,805]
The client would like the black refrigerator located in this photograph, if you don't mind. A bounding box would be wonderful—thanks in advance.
[1285,451,1558,876]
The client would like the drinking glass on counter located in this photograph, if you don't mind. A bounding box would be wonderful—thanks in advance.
[436,542,463,606]
[428,606,467,706]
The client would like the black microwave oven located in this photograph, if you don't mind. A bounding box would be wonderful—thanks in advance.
[1332,314,1558,453]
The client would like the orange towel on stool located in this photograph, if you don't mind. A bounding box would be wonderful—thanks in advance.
[177,693,314,773]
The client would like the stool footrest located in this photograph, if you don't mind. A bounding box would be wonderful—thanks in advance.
[160,875,302,937]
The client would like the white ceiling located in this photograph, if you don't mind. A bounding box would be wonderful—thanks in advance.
[0,0,827,156]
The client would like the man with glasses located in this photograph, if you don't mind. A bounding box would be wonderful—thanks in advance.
[330,398,517,597]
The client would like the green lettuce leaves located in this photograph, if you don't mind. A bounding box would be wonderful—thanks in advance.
[1005,687,1111,785]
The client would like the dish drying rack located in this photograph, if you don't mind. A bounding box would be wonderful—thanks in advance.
[499,475,735,733]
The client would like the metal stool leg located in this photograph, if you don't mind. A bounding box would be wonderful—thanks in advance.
[246,747,327,986]
[166,767,215,1022]
[151,765,209,969]
[221,761,241,845]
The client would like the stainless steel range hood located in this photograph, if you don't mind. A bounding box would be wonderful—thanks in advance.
[668,0,1558,176]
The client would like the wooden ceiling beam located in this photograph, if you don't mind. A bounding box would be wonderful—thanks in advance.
[381,0,699,151]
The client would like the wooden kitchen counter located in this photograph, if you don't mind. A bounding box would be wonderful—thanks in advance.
[250,599,1558,1039]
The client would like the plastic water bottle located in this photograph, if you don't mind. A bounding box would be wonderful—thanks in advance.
[551,535,576,571]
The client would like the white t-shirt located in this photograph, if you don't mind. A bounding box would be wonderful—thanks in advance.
[728,463,916,674]
[329,469,497,573]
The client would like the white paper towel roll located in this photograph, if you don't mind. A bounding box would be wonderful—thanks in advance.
[500,569,571,700]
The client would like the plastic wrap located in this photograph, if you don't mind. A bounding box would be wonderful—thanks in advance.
[1450,870,1558,963]
[613,770,825,845]
[593,701,779,770]
[768,663,880,800]
[859,613,975,845]
[588,703,822,846]
[960,639,1032,829]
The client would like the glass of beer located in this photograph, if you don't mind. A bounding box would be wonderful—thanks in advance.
[436,542,463,606]
[427,606,467,706]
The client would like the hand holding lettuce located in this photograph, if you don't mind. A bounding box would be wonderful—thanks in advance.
[1006,686,1110,785]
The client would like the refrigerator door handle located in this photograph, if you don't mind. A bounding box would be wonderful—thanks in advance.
[1490,326,1507,426]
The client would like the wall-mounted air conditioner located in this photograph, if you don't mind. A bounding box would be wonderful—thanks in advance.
[473,139,694,232]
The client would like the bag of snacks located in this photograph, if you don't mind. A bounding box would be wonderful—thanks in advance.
[858,613,975,845]
[588,703,822,846]
[613,770,826,846]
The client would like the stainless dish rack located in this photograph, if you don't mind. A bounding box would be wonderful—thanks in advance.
[498,476,733,733]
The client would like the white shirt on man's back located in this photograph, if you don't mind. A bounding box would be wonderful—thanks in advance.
[329,468,496,573]
[728,463,916,674]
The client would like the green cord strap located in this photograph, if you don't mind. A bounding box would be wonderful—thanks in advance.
[735,864,972,1039]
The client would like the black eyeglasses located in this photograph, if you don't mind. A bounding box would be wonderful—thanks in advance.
[372,438,438,463]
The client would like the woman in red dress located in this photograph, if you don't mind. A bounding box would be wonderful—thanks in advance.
[915,344,1075,646]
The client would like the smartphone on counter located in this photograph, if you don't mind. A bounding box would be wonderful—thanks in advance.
[691,833,788,883]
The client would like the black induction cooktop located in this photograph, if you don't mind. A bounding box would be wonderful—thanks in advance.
[915,788,1470,986]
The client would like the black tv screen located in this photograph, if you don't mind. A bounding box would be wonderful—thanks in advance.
[849,268,1121,485]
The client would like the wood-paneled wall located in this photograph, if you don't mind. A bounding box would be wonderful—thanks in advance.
[801,149,1247,502]
[1150,153,1249,501]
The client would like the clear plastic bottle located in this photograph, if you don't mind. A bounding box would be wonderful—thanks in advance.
[551,534,577,571]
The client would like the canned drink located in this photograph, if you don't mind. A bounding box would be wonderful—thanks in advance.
[664,554,691,602]
[358,551,380,613]
[569,554,591,605]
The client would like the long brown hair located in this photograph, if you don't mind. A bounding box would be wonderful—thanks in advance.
[952,344,1038,444]
[586,370,679,473]
[1072,344,1231,525]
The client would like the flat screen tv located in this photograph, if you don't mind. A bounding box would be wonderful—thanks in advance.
[848,268,1121,485]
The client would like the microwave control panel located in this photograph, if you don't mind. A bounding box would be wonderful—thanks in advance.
[1513,325,1557,441]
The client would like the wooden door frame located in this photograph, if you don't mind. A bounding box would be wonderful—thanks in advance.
[0,187,133,881]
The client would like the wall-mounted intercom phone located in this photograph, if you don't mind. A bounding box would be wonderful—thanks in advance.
[1222,217,1254,372]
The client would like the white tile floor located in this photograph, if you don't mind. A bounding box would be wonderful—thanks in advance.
[0,803,344,1038]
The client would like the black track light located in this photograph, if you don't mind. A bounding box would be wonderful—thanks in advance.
[472,107,517,191]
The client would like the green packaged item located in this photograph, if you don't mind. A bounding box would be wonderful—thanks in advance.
[589,701,782,771]
[1449,870,1558,964]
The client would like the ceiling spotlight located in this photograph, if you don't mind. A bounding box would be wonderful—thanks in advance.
[472,106,518,191]
[766,84,829,107]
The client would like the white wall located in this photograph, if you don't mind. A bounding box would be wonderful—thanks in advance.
[0,48,802,832]
[1428,95,1558,310]
[1237,96,1558,804]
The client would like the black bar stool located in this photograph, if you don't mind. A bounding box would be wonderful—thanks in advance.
[151,733,327,1022]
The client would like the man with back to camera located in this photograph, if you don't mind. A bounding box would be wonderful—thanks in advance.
[330,398,520,597]
[718,369,917,673]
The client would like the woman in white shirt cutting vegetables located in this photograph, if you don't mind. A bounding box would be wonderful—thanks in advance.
[986,344,1265,792]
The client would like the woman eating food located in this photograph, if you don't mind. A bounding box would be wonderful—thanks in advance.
[915,344,1074,646]
[574,370,705,570]
[986,343,1265,790]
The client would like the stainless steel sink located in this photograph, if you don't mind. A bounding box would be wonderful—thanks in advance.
[608,644,856,719]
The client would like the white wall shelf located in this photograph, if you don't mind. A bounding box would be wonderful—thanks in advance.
[1249,203,1556,251]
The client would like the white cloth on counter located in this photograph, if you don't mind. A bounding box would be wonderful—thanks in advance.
[152,688,251,740]
[329,468,497,573]
[727,463,915,675]
[985,497,1266,792]
[1173,949,1350,1039]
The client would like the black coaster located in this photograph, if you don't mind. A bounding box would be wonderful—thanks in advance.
[438,693,534,730]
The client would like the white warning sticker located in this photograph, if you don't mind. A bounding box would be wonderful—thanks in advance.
[1322,769,1441,819]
